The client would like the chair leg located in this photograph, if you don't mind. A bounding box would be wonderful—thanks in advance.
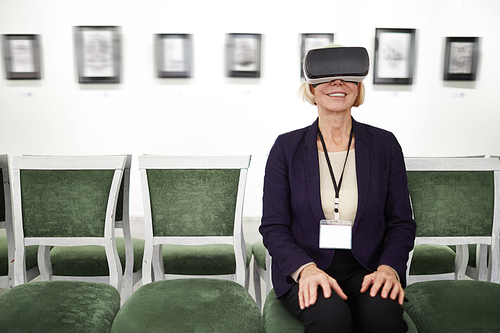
[253,260,262,310]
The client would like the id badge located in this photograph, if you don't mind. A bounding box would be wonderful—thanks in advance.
[319,220,352,249]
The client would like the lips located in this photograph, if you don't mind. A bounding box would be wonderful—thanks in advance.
[327,93,346,97]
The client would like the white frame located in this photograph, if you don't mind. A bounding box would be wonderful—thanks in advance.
[11,155,127,292]
[405,157,500,284]
[139,155,251,288]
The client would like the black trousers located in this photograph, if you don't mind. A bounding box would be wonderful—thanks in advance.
[279,250,407,333]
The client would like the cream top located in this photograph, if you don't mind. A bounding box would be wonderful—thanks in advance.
[318,149,358,223]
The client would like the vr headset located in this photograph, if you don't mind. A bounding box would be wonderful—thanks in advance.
[303,47,370,86]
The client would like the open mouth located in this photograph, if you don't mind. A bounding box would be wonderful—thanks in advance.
[327,93,346,97]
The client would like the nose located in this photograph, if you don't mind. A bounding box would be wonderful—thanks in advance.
[329,79,346,85]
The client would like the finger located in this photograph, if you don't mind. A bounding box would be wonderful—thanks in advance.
[398,289,405,306]
[330,278,348,300]
[298,283,308,309]
[380,279,395,299]
[389,282,401,301]
[360,273,374,293]
[308,283,318,307]
[370,279,384,297]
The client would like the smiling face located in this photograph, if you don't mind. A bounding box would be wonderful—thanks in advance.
[312,80,360,115]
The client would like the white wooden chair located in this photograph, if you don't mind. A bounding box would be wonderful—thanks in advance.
[11,155,126,292]
[0,154,39,289]
[45,155,143,300]
[252,239,272,310]
[139,155,251,288]
[405,157,500,284]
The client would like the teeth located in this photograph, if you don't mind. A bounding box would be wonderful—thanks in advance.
[328,93,346,97]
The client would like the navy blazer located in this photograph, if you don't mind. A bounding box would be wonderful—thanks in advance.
[260,118,416,298]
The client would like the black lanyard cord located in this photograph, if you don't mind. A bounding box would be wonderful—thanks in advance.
[317,122,354,214]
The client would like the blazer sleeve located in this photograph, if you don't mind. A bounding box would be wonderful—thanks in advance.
[259,135,316,280]
[377,134,416,283]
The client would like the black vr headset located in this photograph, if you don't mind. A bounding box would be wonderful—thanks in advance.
[303,47,370,86]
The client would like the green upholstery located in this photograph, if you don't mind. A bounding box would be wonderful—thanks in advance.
[146,169,240,237]
[409,244,456,275]
[252,239,267,270]
[263,289,418,333]
[50,237,145,276]
[0,241,38,275]
[407,171,494,238]
[0,174,4,222]
[404,280,500,333]
[20,170,114,238]
[407,169,495,280]
[110,279,265,333]
[162,242,252,275]
[0,281,120,333]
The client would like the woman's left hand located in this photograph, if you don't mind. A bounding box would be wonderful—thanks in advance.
[360,265,404,305]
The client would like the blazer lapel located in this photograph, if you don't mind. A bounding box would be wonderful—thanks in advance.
[303,119,326,223]
[353,118,370,232]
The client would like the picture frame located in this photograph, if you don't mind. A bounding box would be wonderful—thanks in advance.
[226,33,261,78]
[373,28,416,85]
[74,26,121,83]
[155,34,192,78]
[300,33,334,78]
[443,37,479,81]
[2,34,42,80]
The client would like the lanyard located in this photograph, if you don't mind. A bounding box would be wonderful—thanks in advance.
[317,122,354,221]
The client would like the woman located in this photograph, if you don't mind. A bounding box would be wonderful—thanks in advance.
[259,46,416,333]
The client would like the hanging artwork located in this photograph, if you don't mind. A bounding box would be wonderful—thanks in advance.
[373,28,416,85]
[443,37,479,81]
[226,33,262,78]
[155,34,192,78]
[74,26,121,83]
[2,34,42,80]
[300,33,334,78]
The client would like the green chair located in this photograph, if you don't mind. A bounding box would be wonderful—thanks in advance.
[138,155,251,288]
[0,154,38,289]
[404,280,500,333]
[46,155,144,301]
[252,239,272,310]
[405,157,500,284]
[0,155,125,332]
[263,289,418,333]
[111,278,265,333]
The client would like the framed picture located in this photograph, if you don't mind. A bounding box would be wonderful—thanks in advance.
[74,26,121,83]
[155,34,192,78]
[300,33,334,78]
[443,37,479,81]
[2,34,41,80]
[226,33,261,78]
[373,28,416,85]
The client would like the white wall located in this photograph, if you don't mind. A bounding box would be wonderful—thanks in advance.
[1,0,500,218]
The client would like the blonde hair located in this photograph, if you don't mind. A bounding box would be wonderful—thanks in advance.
[298,81,365,107]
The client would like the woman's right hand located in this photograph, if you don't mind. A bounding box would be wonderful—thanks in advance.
[298,264,348,309]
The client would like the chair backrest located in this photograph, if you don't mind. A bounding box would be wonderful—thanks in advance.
[0,155,15,284]
[138,155,251,285]
[405,157,500,282]
[11,155,127,288]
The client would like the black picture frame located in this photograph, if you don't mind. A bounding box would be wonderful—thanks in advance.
[443,37,479,81]
[74,26,121,84]
[373,28,416,85]
[155,34,192,78]
[226,33,261,78]
[2,34,41,80]
[300,33,334,78]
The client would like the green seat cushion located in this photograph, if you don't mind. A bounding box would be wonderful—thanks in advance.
[0,281,120,333]
[162,242,252,275]
[111,278,264,333]
[50,237,144,276]
[403,280,500,333]
[264,289,418,333]
[0,238,38,275]
[409,244,456,275]
[252,239,267,270]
